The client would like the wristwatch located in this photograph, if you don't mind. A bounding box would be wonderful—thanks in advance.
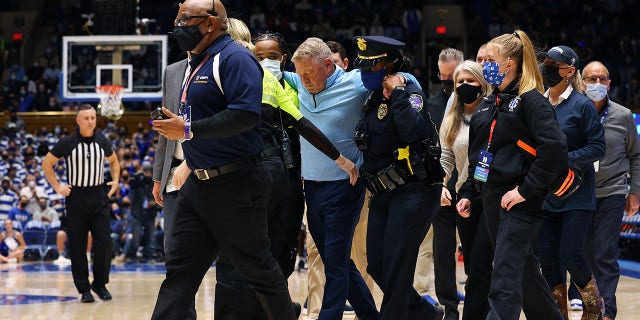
[394,86,406,91]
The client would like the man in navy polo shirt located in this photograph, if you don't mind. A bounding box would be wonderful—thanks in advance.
[150,0,296,319]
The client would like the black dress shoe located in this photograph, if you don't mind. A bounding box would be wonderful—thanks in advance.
[292,302,301,318]
[81,291,95,303]
[90,284,112,301]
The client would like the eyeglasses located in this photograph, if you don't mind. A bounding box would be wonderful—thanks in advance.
[583,76,609,83]
[174,15,211,27]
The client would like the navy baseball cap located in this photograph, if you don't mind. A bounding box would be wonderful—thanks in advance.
[353,36,405,69]
[542,45,579,67]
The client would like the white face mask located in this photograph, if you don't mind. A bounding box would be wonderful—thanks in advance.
[260,58,283,80]
[585,83,608,102]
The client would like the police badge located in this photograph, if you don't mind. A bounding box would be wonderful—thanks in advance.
[377,103,388,119]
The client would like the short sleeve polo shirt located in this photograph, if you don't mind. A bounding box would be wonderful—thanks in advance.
[181,34,264,169]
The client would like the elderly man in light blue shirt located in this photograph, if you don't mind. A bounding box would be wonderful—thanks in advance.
[283,37,378,320]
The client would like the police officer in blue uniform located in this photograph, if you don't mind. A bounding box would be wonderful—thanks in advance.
[353,36,445,320]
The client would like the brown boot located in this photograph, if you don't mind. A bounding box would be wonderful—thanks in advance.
[575,275,604,320]
[551,283,569,320]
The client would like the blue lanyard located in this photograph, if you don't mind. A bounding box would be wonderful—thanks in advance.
[600,105,610,124]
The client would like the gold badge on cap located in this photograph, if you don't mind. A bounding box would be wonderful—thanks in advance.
[377,103,388,120]
[357,38,367,51]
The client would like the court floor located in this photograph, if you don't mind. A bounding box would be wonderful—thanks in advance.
[0,260,639,319]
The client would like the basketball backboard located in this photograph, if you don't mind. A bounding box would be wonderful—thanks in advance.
[62,35,168,102]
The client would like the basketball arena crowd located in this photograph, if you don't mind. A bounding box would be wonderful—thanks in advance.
[1,0,640,320]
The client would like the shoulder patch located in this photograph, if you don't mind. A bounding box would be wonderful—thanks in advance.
[409,94,423,112]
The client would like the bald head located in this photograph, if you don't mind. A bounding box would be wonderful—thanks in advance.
[176,0,228,52]
[582,61,609,77]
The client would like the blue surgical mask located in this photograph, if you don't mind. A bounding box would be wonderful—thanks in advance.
[260,58,283,80]
[585,83,608,102]
[483,61,506,86]
[361,69,386,91]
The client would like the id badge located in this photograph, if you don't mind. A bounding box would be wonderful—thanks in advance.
[179,103,191,122]
[474,150,493,182]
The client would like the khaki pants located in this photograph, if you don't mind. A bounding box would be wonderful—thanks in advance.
[306,191,382,319]
[413,226,434,296]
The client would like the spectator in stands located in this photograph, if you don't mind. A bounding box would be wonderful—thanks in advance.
[19,174,48,214]
[32,196,59,225]
[8,195,31,226]
[0,177,18,220]
[110,200,134,264]
[0,219,26,263]
[3,108,26,133]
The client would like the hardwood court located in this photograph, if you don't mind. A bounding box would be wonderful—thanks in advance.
[0,261,638,319]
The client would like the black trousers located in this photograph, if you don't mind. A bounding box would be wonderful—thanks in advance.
[151,162,295,320]
[214,153,298,320]
[367,182,442,320]
[482,187,563,320]
[457,197,492,320]
[66,186,112,293]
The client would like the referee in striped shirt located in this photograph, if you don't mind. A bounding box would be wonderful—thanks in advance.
[43,104,120,303]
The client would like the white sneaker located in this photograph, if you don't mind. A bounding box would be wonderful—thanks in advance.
[570,298,583,311]
[54,255,72,265]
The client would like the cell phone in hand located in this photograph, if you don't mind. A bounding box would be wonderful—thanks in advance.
[150,107,169,120]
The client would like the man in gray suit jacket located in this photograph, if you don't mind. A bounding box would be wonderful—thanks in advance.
[151,57,196,319]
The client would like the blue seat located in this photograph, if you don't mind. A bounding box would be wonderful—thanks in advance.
[21,229,45,261]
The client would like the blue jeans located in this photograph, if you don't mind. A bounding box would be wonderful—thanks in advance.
[305,179,378,320]
[539,209,594,288]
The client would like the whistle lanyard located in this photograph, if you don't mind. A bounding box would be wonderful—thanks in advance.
[180,53,212,105]
[600,105,610,124]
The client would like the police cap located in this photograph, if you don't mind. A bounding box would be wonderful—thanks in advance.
[542,45,579,67]
[353,36,405,69]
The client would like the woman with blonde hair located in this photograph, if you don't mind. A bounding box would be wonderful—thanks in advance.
[439,60,493,319]
[456,30,569,320]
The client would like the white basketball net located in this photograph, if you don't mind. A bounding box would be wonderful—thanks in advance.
[96,85,124,118]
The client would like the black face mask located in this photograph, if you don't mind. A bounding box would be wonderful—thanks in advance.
[442,80,454,96]
[173,23,205,52]
[541,64,564,88]
[456,83,483,104]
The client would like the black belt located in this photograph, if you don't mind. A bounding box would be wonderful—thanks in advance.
[193,154,263,180]
[361,164,413,194]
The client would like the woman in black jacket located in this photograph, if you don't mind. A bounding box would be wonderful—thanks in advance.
[456,30,568,320]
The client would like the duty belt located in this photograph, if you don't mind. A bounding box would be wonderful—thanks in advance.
[361,164,412,194]
[193,154,263,180]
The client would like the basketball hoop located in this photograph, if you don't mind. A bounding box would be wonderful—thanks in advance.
[96,85,125,120]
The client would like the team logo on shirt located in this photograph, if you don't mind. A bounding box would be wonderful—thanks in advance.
[508,97,521,112]
[377,103,388,120]
[409,94,423,112]
[194,75,209,84]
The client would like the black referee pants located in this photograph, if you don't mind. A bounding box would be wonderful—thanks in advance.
[151,162,296,320]
[66,186,112,293]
